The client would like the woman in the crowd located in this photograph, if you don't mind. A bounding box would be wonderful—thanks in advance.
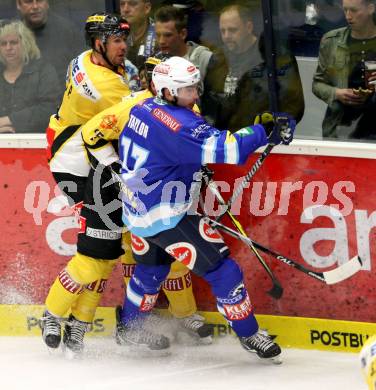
[0,20,59,133]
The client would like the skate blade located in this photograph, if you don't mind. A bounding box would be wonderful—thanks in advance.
[197,335,213,346]
[176,331,213,346]
[267,355,283,365]
[246,350,283,365]
[118,344,171,358]
[62,345,84,360]
[121,346,171,358]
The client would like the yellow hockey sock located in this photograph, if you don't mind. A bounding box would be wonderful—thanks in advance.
[45,252,117,320]
[163,262,197,318]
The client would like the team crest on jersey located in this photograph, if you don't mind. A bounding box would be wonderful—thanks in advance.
[166,242,197,270]
[152,108,182,132]
[199,219,223,243]
[99,114,120,133]
[130,234,150,255]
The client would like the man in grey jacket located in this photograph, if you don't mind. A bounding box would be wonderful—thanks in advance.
[312,0,376,139]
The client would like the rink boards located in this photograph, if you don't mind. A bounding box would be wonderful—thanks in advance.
[1,136,376,354]
[1,304,376,353]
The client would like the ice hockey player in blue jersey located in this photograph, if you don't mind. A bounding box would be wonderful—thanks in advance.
[115,56,295,362]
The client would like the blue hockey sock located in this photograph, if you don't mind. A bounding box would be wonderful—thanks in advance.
[120,263,170,325]
[203,258,258,337]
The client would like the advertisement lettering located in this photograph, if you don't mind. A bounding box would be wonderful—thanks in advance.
[310,329,369,348]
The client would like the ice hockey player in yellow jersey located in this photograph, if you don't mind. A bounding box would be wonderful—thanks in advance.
[41,52,212,357]
[360,335,376,389]
[47,13,132,182]
[41,13,133,357]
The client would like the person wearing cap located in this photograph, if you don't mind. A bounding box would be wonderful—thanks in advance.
[41,12,133,357]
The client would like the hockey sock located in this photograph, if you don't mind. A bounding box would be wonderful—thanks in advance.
[120,233,197,319]
[163,262,197,318]
[120,263,171,325]
[120,232,136,287]
[46,253,116,319]
[45,268,85,318]
[203,258,258,337]
[71,278,109,323]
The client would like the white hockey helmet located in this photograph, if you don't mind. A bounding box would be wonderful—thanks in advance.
[152,56,201,98]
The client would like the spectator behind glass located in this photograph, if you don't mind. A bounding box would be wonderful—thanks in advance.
[201,5,262,126]
[162,0,210,45]
[119,0,155,69]
[224,35,305,131]
[0,20,59,133]
[154,5,213,82]
[312,0,376,139]
[16,0,83,91]
[202,4,305,129]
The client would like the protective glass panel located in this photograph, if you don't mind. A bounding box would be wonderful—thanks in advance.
[0,0,105,133]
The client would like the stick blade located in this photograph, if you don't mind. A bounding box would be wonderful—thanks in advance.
[323,256,362,285]
[267,282,284,299]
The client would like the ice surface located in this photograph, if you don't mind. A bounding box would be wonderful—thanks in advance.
[0,336,366,390]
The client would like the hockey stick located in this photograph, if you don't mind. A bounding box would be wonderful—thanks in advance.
[201,166,283,299]
[204,215,362,285]
[213,0,280,220]
[215,143,274,221]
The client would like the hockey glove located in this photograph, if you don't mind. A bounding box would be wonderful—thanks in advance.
[254,112,296,145]
[99,161,125,192]
[109,162,125,190]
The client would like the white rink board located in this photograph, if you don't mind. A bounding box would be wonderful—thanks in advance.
[1,134,376,160]
[0,336,366,390]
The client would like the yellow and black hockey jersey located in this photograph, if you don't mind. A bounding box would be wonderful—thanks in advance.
[81,90,201,168]
[81,89,153,167]
[47,49,131,176]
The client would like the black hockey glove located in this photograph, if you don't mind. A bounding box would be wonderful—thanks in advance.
[254,112,296,145]
[98,161,124,192]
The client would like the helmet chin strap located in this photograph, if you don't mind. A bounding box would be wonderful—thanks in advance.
[93,37,117,70]
[99,44,117,70]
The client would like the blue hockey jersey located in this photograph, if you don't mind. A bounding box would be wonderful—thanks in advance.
[118,97,268,237]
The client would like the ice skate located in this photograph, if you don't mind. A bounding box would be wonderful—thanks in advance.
[41,310,61,349]
[115,306,170,355]
[62,314,88,359]
[239,331,282,364]
[178,313,214,345]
